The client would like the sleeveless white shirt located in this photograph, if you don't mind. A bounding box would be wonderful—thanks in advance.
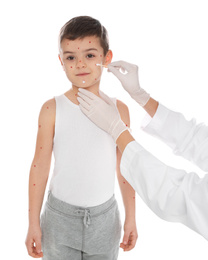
[49,94,117,207]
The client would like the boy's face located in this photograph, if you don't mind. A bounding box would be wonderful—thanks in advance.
[59,36,112,89]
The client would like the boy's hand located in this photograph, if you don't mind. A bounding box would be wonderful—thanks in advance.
[120,220,138,251]
[25,224,43,258]
[108,60,150,106]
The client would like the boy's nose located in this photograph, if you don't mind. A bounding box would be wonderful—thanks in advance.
[76,60,87,69]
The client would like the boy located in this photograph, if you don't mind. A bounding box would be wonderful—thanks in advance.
[25,16,137,259]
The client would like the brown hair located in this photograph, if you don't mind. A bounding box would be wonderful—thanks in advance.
[59,16,109,56]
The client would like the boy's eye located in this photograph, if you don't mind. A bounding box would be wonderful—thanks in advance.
[87,54,95,58]
[67,56,75,60]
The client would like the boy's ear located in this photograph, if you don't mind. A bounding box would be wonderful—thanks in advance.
[58,54,65,70]
[104,50,113,66]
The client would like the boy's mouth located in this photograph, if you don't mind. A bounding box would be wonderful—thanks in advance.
[76,73,90,77]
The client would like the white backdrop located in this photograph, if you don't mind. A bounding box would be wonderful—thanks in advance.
[1,0,208,259]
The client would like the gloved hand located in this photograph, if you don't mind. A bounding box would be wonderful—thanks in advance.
[77,88,128,142]
[108,61,150,106]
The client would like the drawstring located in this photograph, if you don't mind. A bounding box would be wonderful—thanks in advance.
[83,209,91,228]
[75,209,91,228]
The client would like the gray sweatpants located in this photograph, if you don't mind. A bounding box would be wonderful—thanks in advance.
[40,192,122,260]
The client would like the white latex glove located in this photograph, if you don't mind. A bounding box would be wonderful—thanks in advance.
[77,88,128,142]
[108,61,150,106]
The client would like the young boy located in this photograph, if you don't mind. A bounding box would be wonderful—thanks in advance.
[25,16,137,259]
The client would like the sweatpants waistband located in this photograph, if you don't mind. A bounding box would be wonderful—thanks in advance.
[46,191,116,218]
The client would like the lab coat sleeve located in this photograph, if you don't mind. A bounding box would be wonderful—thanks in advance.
[120,141,208,240]
[141,104,208,171]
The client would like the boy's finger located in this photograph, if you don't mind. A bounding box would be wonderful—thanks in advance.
[123,234,137,251]
[26,239,36,256]
[130,234,137,249]
[35,238,42,254]
[120,242,126,250]
[32,245,43,258]
[122,231,130,246]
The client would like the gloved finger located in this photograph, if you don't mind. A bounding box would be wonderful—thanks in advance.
[77,92,94,105]
[110,66,126,74]
[109,60,134,72]
[79,104,91,115]
[107,64,125,80]
[77,97,91,111]
[78,88,99,100]
[99,91,115,106]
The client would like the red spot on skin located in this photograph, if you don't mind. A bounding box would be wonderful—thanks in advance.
[95,78,97,80]
[133,196,135,199]
[67,43,69,45]
[79,60,81,62]
[33,184,36,186]
[100,55,102,57]
[89,41,91,43]
[40,147,42,149]
[123,181,126,184]
[39,125,41,128]
[47,107,49,109]
[78,47,80,49]
[70,66,72,68]
[75,94,78,96]
[126,124,128,126]
[34,165,36,167]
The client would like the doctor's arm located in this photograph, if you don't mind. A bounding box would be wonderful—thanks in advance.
[77,88,208,241]
[108,60,208,171]
[117,130,208,241]
[141,102,208,171]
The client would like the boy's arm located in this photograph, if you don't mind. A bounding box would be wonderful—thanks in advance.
[116,100,138,251]
[25,98,55,258]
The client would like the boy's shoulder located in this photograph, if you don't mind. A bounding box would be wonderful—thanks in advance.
[41,97,56,114]
[39,97,56,123]
[43,97,56,107]
[116,99,129,115]
[116,99,128,110]
[116,99,130,125]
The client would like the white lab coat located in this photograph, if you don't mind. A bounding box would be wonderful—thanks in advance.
[120,104,208,240]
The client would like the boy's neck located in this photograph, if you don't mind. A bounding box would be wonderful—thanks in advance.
[71,83,100,96]
[64,82,101,106]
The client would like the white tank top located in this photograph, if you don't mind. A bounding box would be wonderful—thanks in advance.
[49,94,117,207]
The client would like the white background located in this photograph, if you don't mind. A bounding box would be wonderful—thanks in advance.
[1,0,208,259]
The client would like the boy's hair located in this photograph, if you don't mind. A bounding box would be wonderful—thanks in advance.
[59,16,109,56]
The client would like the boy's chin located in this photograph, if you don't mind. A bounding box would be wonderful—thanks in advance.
[74,82,98,89]
[74,85,90,89]
[72,78,100,89]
